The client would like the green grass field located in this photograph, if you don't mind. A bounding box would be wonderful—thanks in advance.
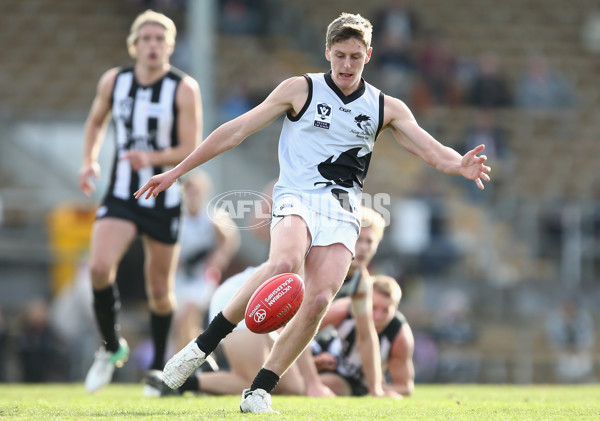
[0,384,599,420]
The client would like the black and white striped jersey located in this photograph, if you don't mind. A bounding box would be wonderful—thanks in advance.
[106,67,185,210]
[316,310,406,383]
[273,72,385,228]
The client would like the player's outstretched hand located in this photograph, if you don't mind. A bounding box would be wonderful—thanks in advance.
[134,169,178,199]
[461,144,491,190]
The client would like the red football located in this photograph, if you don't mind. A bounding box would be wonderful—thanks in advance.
[245,273,305,334]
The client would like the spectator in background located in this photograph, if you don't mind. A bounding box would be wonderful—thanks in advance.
[16,299,67,382]
[171,170,240,352]
[516,54,576,109]
[466,52,513,108]
[432,290,479,383]
[581,7,600,54]
[373,0,419,45]
[545,296,595,383]
[372,0,419,101]
[219,0,263,35]
[459,110,510,201]
[218,78,256,124]
[415,30,460,106]
[49,259,97,381]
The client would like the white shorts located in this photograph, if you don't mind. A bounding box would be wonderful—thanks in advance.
[271,194,359,256]
[208,265,260,330]
[175,271,216,310]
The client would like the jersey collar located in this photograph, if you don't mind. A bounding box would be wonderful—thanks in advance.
[324,71,366,105]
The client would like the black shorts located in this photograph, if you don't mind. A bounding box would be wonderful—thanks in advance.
[96,196,181,244]
[345,376,368,397]
[320,370,368,397]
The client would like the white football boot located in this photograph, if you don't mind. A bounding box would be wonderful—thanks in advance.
[162,339,206,389]
[240,388,279,414]
[85,338,129,393]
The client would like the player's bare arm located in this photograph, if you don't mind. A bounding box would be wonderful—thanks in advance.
[383,95,491,190]
[351,276,385,397]
[386,323,415,396]
[204,210,241,282]
[121,76,202,171]
[79,67,119,196]
[134,76,309,199]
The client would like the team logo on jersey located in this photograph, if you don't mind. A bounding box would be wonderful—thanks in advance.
[118,97,134,122]
[314,102,332,129]
[353,114,375,137]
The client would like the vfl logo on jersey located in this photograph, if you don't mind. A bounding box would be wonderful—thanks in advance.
[118,97,134,122]
[314,102,332,129]
[353,114,375,137]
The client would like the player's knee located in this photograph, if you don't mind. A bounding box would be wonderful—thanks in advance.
[149,293,174,313]
[266,257,302,276]
[310,292,332,318]
[89,261,112,287]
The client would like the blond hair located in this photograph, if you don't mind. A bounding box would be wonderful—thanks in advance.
[326,12,373,50]
[127,10,176,58]
[360,206,385,242]
[372,275,402,307]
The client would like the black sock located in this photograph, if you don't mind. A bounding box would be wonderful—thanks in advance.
[150,311,172,370]
[250,368,280,394]
[195,311,236,355]
[93,284,121,352]
[180,374,200,392]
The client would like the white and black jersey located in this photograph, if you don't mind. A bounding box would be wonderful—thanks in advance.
[312,309,406,387]
[95,67,187,244]
[107,67,184,210]
[273,72,385,228]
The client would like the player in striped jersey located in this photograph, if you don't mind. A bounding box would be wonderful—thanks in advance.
[78,10,202,394]
[312,275,414,397]
[135,12,490,413]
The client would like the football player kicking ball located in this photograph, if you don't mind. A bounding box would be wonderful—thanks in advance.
[135,12,490,414]
[145,206,389,398]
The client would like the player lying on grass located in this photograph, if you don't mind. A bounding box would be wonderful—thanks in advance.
[312,275,414,397]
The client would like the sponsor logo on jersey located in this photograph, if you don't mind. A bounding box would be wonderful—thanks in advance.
[350,114,375,139]
[314,102,332,129]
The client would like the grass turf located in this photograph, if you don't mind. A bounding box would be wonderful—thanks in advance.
[0,384,599,420]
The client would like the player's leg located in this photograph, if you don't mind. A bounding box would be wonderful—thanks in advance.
[142,235,179,371]
[266,332,305,396]
[262,243,352,376]
[240,243,352,412]
[162,215,311,389]
[172,301,202,351]
[221,215,311,323]
[85,217,137,392]
[318,372,352,396]
[194,329,271,394]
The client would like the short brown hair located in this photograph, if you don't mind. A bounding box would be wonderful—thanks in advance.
[372,275,402,307]
[326,13,373,50]
[127,10,176,58]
